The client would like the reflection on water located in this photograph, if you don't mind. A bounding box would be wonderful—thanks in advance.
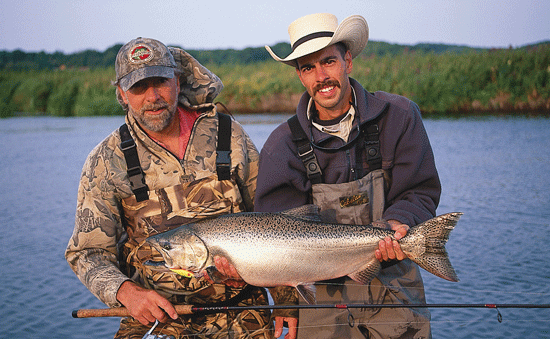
[0,115,549,338]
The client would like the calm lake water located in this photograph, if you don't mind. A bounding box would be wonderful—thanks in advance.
[1,114,549,338]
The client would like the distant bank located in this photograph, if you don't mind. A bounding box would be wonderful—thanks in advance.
[1,41,549,118]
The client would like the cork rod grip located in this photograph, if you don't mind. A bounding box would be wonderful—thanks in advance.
[72,305,195,318]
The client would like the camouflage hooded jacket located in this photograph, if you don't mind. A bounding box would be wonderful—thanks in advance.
[65,48,259,308]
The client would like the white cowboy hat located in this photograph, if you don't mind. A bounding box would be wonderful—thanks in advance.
[265,13,369,66]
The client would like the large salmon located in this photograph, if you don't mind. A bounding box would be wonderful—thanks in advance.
[146,205,461,304]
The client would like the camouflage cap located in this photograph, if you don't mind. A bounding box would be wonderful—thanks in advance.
[115,37,177,91]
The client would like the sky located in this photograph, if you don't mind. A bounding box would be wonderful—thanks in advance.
[1,0,549,54]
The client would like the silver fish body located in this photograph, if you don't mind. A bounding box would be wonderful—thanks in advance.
[146,205,461,303]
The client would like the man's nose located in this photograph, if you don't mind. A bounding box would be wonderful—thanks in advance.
[315,65,329,81]
[144,85,162,101]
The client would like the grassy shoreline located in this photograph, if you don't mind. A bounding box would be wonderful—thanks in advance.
[2,46,549,118]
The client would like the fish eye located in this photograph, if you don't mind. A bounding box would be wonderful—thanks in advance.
[161,242,172,250]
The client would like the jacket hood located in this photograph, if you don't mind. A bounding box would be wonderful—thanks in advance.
[169,47,223,110]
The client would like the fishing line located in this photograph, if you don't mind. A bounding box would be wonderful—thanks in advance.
[74,303,550,318]
[313,280,550,298]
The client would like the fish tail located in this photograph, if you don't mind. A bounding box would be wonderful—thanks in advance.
[402,212,462,282]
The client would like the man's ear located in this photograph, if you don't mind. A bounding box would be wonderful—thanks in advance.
[175,74,181,93]
[295,68,306,87]
[117,86,128,105]
[345,50,353,74]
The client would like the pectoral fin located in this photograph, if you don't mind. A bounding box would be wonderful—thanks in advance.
[348,257,381,285]
[205,266,226,283]
[296,284,316,304]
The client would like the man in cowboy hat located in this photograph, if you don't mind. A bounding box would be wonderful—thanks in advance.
[255,13,440,338]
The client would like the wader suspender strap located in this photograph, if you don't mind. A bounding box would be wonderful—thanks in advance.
[287,115,323,184]
[216,113,232,181]
[119,124,149,202]
[288,112,383,183]
[361,120,382,171]
[119,114,232,201]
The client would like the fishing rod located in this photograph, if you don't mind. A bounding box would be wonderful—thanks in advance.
[73,303,550,323]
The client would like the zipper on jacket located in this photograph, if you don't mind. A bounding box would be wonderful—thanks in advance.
[346,149,358,181]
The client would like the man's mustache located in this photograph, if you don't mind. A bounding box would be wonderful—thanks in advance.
[313,80,340,94]
[140,101,169,114]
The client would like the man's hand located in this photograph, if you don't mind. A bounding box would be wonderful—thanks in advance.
[204,256,246,288]
[116,280,178,326]
[375,220,409,262]
[275,316,298,339]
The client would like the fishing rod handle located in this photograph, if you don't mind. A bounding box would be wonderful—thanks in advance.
[72,305,195,318]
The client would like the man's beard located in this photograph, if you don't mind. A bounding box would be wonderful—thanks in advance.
[129,99,177,133]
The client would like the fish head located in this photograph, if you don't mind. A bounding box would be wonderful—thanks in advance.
[146,228,210,276]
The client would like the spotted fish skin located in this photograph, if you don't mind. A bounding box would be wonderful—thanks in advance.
[146,205,461,303]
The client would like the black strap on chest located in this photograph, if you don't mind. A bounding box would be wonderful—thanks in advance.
[118,113,232,201]
[287,115,323,184]
[361,121,382,171]
[119,123,149,202]
[216,112,232,181]
[287,114,382,184]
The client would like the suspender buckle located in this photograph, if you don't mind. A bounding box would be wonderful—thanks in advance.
[296,143,314,159]
[120,138,135,152]
[127,168,148,190]
[216,150,231,165]
[297,144,322,181]
[126,166,142,178]
[216,150,231,180]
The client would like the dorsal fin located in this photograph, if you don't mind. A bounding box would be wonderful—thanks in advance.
[295,284,317,304]
[281,204,323,222]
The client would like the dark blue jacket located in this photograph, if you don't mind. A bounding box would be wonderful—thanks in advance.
[254,78,441,227]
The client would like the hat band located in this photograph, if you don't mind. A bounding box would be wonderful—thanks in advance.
[291,31,334,52]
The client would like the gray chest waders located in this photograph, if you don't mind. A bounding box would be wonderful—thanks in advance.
[287,114,431,339]
[287,114,386,224]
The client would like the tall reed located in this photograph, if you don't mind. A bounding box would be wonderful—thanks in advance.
[1,46,548,117]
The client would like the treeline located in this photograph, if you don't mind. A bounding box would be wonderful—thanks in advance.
[0,41,484,71]
[1,41,549,118]
[211,43,550,115]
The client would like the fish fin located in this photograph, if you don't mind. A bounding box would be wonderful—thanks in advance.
[296,284,316,304]
[348,258,381,284]
[281,205,323,222]
[205,266,227,283]
[143,260,167,268]
[403,212,462,282]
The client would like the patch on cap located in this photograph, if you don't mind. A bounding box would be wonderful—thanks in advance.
[129,44,154,63]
